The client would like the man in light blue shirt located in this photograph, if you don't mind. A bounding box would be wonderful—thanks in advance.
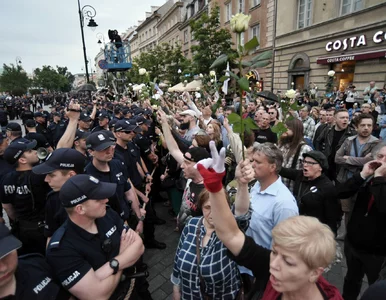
[234,143,299,277]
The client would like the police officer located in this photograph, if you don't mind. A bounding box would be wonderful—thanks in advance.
[24,119,53,152]
[5,123,23,144]
[0,131,13,224]
[47,112,67,147]
[0,104,8,128]
[20,105,34,127]
[92,111,110,132]
[0,223,71,299]
[78,112,92,132]
[85,131,143,223]
[32,148,86,243]
[46,175,145,300]
[1,139,50,255]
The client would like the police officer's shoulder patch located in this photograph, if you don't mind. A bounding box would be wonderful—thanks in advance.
[47,223,67,250]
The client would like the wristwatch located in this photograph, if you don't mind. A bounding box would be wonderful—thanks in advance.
[138,215,145,222]
[109,258,119,275]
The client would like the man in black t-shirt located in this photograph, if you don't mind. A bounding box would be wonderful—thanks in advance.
[0,223,71,300]
[1,139,50,255]
[254,112,278,144]
[32,148,86,244]
[46,175,145,300]
[24,119,53,152]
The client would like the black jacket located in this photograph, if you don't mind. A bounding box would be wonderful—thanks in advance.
[280,168,341,235]
[338,173,386,255]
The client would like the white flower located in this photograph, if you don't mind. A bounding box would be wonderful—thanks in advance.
[128,83,132,86]
[285,89,296,99]
[184,80,187,83]
[133,85,141,92]
[210,79,214,83]
[209,70,216,77]
[199,73,203,78]
[152,105,158,110]
[195,92,201,98]
[196,87,200,91]
[230,13,251,34]
[139,68,147,75]
[327,70,335,77]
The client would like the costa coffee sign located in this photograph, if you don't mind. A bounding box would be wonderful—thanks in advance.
[325,30,386,52]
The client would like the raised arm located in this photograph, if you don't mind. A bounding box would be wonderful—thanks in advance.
[56,102,80,149]
[157,109,184,165]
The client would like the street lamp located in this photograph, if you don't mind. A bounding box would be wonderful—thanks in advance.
[96,32,105,45]
[78,0,98,83]
[15,56,22,66]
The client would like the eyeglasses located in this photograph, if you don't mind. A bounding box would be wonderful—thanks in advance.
[301,160,319,166]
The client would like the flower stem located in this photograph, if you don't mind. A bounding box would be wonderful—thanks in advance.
[237,33,245,161]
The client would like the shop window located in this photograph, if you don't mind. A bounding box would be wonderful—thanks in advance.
[341,0,363,16]
[297,0,312,29]
[331,61,356,91]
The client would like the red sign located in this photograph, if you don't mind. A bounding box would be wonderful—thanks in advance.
[317,49,386,64]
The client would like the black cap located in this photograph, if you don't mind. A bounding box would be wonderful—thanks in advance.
[109,119,118,129]
[114,108,122,114]
[0,223,22,259]
[184,147,210,163]
[135,116,152,126]
[133,108,145,116]
[143,109,152,116]
[122,108,131,115]
[34,112,46,118]
[79,113,91,121]
[6,122,22,132]
[3,139,37,165]
[302,151,329,170]
[98,111,110,120]
[86,131,115,151]
[60,174,117,208]
[105,130,117,142]
[74,129,91,141]
[0,131,7,143]
[32,148,86,175]
[53,112,61,117]
[25,119,36,127]
[115,120,141,133]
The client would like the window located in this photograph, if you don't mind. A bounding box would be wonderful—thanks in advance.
[184,30,188,43]
[225,2,232,22]
[341,0,363,15]
[195,0,199,13]
[239,0,245,13]
[250,24,260,50]
[251,0,260,7]
[298,0,312,29]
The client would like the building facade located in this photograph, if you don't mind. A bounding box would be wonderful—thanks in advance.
[273,0,386,94]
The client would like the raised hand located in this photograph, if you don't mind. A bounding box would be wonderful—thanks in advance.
[195,141,226,193]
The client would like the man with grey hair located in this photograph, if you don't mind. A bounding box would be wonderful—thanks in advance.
[299,104,315,140]
[363,81,378,102]
[234,142,298,289]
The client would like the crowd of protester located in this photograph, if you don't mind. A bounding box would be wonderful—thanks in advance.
[0,81,386,299]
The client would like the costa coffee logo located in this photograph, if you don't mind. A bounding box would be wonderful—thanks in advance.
[325,30,386,52]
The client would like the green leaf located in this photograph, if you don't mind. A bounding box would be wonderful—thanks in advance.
[250,50,273,63]
[241,61,253,67]
[271,122,287,137]
[219,75,229,82]
[250,59,272,69]
[210,54,228,69]
[232,122,242,133]
[228,70,240,81]
[227,113,241,124]
[243,117,259,131]
[238,77,250,92]
[290,102,303,111]
[244,37,259,53]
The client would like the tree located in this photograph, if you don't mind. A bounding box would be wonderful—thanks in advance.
[190,4,237,75]
[56,66,75,92]
[33,66,68,92]
[0,64,30,96]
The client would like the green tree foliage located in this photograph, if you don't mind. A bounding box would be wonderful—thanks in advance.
[0,64,31,96]
[190,4,237,76]
[127,43,191,85]
[56,66,75,92]
[33,66,71,92]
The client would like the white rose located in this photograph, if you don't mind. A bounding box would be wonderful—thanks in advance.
[152,105,158,110]
[133,85,141,91]
[327,70,335,77]
[195,92,201,98]
[209,70,216,77]
[210,79,214,83]
[199,73,203,78]
[184,80,187,83]
[139,68,146,75]
[230,13,251,34]
[285,89,296,99]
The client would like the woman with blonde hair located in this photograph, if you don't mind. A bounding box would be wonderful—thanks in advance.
[206,122,223,150]
[194,142,343,300]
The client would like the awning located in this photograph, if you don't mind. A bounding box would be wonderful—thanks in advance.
[316,49,386,64]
